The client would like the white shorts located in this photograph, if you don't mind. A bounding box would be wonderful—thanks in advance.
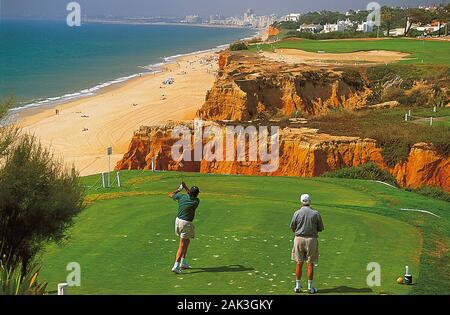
[175,217,195,239]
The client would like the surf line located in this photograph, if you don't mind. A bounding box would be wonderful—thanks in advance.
[400,208,441,218]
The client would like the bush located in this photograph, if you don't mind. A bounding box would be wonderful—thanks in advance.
[0,260,47,295]
[341,69,365,90]
[229,41,248,51]
[412,186,450,202]
[322,163,399,187]
[0,128,85,270]
[381,87,406,104]
[307,109,450,167]
[366,64,449,90]
[284,30,378,40]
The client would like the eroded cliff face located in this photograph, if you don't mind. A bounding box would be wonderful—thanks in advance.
[391,143,450,190]
[115,122,449,191]
[197,52,371,121]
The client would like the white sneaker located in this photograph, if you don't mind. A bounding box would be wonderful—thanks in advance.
[171,266,182,274]
[294,286,301,293]
[181,262,191,270]
[308,287,318,294]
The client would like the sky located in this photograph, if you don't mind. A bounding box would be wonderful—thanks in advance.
[0,0,447,18]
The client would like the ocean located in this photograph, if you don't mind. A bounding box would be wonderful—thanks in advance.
[0,19,254,110]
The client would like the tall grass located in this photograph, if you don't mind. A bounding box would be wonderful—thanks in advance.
[322,163,398,187]
[0,260,47,295]
[308,109,450,166]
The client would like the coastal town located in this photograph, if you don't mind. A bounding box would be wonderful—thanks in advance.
[85,5,448,37]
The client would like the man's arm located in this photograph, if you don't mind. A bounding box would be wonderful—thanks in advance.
[168,182,190,199]
[317,213,324,232]
[290,212,298,233]
[168,183,183,199]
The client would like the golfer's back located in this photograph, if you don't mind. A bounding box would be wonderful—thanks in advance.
[173,193,200,222]
[291,206,324,238]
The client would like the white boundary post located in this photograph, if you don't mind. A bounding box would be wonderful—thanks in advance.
[106,147,113,188]
[405,113,408,122]
[430,117,433,126]
[101,172,106,188]
[116,171,121,187]
[58,283,68,295]
[151,157,155,172]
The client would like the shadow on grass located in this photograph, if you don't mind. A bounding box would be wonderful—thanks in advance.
[186,264,254,274]
[318,286,373,294]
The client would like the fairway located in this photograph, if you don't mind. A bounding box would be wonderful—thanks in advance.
[40,171,449,295]
[252,38,450,65]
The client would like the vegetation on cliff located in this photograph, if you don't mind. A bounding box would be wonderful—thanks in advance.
[411,185,450,202]
[307,108,450,167]
[229,41,249,51]
[322,163,398,187]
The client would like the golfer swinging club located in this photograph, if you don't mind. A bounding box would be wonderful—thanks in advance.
[290,194,324,294]
[169,181,200,274]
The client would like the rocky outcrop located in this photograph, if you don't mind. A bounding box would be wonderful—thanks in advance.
[115,122,449,191]
[116,52,449,192]
[196,52,371,121]
[391,143,450,190]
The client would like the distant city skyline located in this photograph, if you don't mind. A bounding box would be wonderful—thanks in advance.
[1,0,447,19]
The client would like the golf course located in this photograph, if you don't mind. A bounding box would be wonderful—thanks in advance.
[39,171,449,295]
[252,38,450,65]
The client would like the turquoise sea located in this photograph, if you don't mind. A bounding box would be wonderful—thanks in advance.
[0,19,254,109]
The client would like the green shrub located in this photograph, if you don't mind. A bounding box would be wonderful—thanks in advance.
[0,260,47,295]
[284,30,378,40]
[229,41,248,51]
[411,186,450,202]
[366,64,449,90]
[0,130,85,270]
[381,87,407,104]
[308,109,450,167]
[322,163,399,187]
[341,69,365,90]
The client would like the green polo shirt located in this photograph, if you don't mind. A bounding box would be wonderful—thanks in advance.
[173,193,200,222]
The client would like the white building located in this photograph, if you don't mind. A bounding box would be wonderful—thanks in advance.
[389,28,406,37]
[297,24,324,33]
[285,13,302,22]
[185,15,202,24]
[357,21,374,33]
[414,23,446,33]
[323,24,341,33]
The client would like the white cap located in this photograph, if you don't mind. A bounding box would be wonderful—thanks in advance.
[300,194,310,205]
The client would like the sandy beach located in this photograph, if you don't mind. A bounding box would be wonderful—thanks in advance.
[18,51,218,176]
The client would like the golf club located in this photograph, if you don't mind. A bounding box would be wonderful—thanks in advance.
[179,162,184,184]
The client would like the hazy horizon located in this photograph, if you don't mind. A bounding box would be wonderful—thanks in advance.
[1,0,447,19]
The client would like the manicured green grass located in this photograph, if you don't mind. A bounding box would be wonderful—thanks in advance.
[409,107,450,128]
[39,171,449,295]
[251,38,450,65]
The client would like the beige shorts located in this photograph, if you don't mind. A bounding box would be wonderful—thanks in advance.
[291,236,319,264]
[175,217,195,239]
